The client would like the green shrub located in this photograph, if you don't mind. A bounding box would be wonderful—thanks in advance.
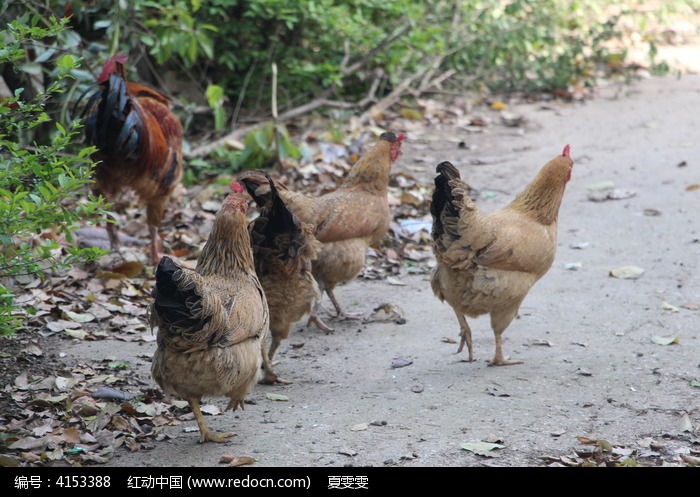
[0,14,107,335]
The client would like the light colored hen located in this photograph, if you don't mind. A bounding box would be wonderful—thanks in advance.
[150,183,268,442]
[430,147,573,365]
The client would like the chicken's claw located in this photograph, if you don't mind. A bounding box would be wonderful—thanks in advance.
[307,314,334,333]
[225,399,245,411]
[259,372,293,385]
[488,357,524,367]
[200,430,236,444]
[336,310,363,321]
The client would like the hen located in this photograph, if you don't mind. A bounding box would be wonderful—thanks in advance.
[240,131,404,330]
[241,174,321,384]
[430,146,573,365]
[83,54,183,264]
[150,182,268,443]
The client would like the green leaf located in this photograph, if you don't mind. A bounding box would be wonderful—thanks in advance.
[107,362,130,370]
[56,54,77,72]
[18,62,42,76]
[205,84,224,108]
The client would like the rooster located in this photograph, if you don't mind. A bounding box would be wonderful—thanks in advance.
[240,131,404,330]
[430,146,573,365]
[150,182,269,443]
[83,54,183,264]
[241,174,322,384]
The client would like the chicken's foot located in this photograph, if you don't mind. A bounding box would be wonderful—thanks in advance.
[455,313,475,362]
[260,371,293,385]
[488,332,523,366]
[190,399,234,443]
[105,221,127,261]
[260,340,293,384]
[148,225,162,265]
[327,289,363,320]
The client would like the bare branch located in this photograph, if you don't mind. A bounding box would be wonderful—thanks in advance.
[184,78,381,160]
[231,62,257,129]
[341,23,412,76]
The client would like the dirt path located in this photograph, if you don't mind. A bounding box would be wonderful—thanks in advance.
[39,74,700,467]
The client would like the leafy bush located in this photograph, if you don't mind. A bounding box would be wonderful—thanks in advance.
[2,1,697,181]
[0,14,107,335]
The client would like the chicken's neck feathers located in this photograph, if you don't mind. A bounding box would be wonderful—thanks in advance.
[506,168,567,226]
[196,214,255,277]
[341,142,392,194]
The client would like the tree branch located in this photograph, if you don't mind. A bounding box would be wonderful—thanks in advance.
[340,23,412,75]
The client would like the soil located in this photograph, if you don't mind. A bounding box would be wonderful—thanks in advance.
[2,73,699,467]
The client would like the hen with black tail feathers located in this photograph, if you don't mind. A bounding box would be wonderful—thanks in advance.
[150,183,268,443]
[238,131,405,330]
[430,147,573,366]
[241,174,322,384]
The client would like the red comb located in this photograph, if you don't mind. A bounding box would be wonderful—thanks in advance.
[562,144,570,158]
[230,181,245,194]
[111,54,128,64]
[397,133,406,142]
[98,54,128,83]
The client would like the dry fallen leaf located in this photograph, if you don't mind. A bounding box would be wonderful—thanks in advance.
[8,437,46,451]
[62,427,81,444]
[651,335,679,346]
[390,358,413,369]
[363,303,405,324]
[609,266,644,280]
[0,455,21,467]
[461,441,506,457]
[680,454,700,465]
[265,393,289,402]
[200,404,222,416]
[399,108,423,120]
[661,301,680,312]
[679,413,693,433]
[219,454,256,467]
[112,261,145,278]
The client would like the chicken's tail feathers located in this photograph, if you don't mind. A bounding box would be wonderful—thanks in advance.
[152,256,208,331]
[84,71,142,161]
[249,174,314,267]
[431,161,463,220]
[436,160,461,180]
[431,161,474,246]
[239,171,290,207]
[263,174,297,239]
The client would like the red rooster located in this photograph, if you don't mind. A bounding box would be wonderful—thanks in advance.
[83,54,183,264]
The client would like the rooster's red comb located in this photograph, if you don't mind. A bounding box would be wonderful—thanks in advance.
[562,144,570,158]
[97,54,128,83]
